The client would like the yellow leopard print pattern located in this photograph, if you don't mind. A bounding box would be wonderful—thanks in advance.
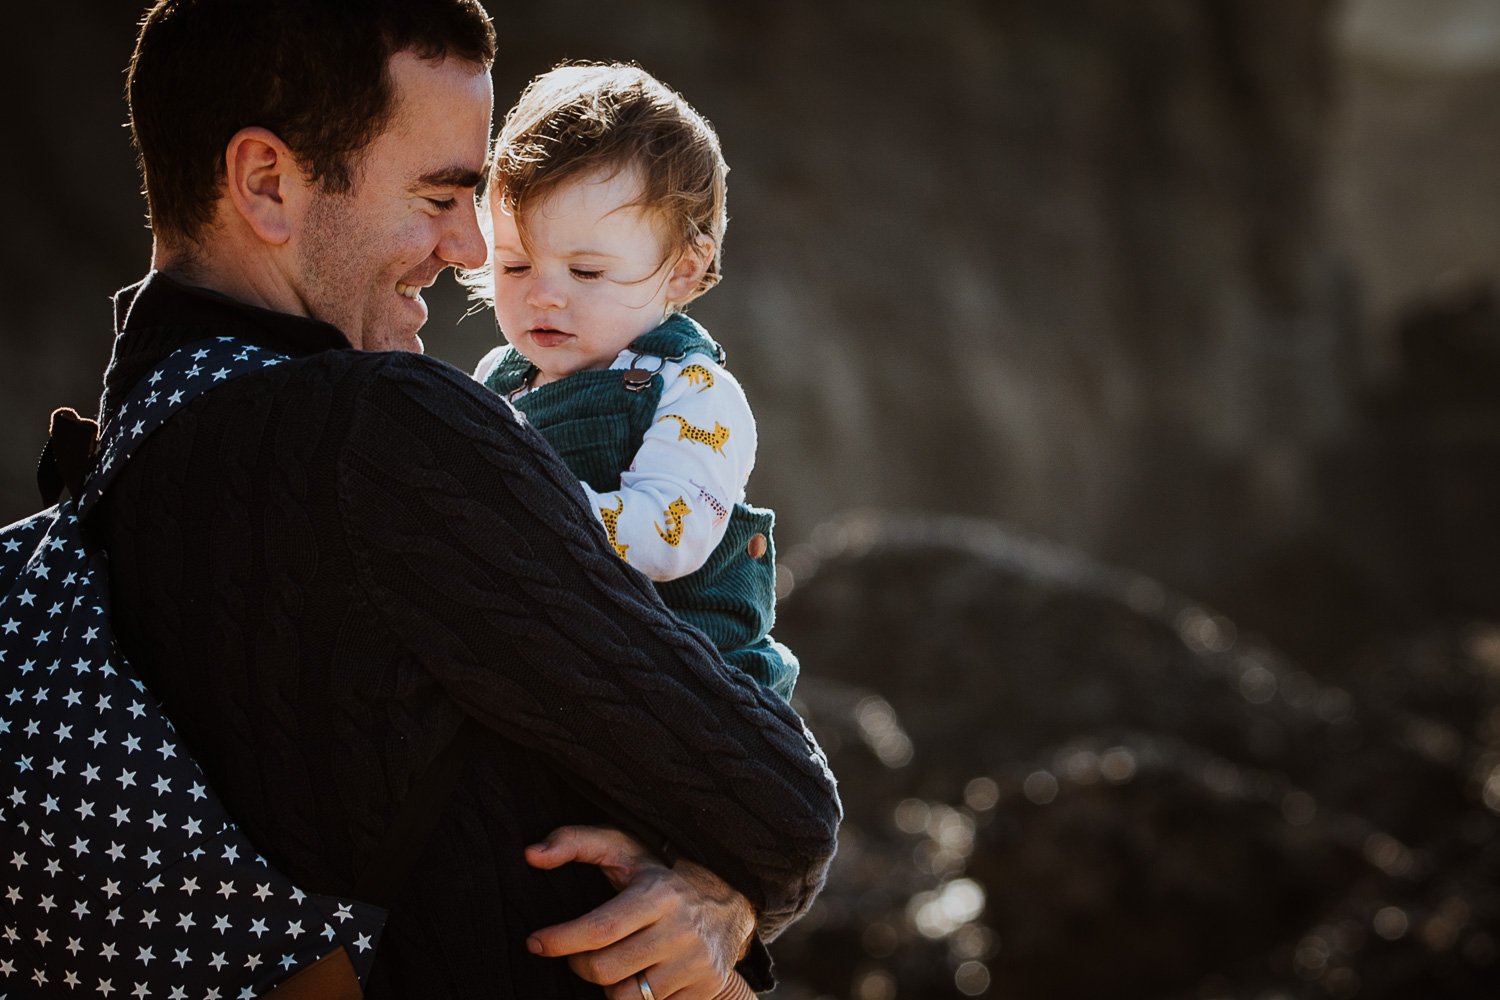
[600,496,629,561]
[655,496,693,546]
[681,364,716,393]
[657,414,730,456]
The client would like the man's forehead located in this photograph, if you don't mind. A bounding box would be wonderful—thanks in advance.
[380,51,493,181]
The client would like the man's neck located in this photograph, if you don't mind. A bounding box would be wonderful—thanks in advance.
[151,232,312,326]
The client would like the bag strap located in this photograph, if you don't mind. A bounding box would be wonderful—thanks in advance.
[36,406,101,504]
[76,336,288,516]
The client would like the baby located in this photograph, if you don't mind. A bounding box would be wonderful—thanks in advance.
[473,62,798,699]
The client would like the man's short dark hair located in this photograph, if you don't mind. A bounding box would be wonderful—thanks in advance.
[128,0,497,245]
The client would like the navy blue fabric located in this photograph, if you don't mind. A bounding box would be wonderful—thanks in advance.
[0,337,382,997]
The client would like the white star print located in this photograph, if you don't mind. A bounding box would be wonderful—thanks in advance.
[1,339,382,996]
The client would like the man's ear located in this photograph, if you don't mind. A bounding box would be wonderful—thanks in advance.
[223,127,307,246]
[665,235,715,304]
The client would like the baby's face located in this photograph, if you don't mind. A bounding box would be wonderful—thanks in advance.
[491,165,690,386]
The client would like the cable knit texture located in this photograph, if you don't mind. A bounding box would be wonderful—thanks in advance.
[90,273,840,998]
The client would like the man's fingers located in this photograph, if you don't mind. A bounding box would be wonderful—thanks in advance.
[527,879,669,958]
[601,968,671,1000]
[526,824,653,878]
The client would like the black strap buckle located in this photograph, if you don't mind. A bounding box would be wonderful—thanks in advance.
[36,407,101,504]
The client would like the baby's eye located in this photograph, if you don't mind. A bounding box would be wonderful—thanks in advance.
[500,264,531,276]
[570,268,604,281]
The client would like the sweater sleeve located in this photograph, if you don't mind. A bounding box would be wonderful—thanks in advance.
[581,353,753,582]
[335,354,839,938]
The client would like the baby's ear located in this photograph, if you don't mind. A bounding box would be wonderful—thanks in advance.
[666,235,716,304]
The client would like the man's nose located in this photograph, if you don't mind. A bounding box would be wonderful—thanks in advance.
[439,201,488,271]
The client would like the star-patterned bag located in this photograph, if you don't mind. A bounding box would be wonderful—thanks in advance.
[1,338,384,998]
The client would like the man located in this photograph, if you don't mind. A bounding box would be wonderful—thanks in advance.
[85,1,840,996]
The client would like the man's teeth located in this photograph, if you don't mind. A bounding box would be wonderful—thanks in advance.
[397,283,421,300]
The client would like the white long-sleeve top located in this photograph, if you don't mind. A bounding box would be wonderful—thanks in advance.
[477,344,758,583]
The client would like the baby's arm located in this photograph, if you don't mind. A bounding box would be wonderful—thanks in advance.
[583,355,757,583]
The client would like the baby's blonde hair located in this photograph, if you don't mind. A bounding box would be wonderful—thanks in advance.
[472,62,728,306]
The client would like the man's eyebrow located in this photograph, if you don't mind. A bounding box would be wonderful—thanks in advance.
[411,166,485,190]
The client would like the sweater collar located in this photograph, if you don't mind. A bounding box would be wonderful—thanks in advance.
[100,271,352,420]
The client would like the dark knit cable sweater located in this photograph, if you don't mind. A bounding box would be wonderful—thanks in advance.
[90,272,840,998]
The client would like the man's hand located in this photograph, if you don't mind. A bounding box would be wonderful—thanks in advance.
[525,825,758,999]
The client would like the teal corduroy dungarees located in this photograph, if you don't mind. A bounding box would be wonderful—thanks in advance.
[482,314,799,699]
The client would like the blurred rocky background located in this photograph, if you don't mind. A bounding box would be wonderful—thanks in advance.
[5,0,1500,996]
